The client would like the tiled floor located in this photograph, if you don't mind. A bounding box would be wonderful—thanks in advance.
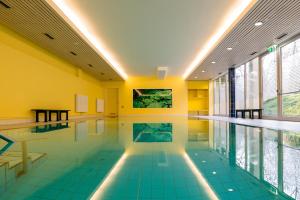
[100,153,211,200]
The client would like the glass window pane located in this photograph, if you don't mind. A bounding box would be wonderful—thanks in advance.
[226,75,229,115]
[214,80,220,115]
[219,76,227,115]
[235,65,245,109]
[246,58,259,109]
[262,52,278,116]
[282,38,300,117]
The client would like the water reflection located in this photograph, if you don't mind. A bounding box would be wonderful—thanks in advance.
[211,121,300,200]
[0,117,299,200]
[31,122,69,133]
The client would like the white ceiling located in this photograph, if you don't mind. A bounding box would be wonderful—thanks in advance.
[59,0,246,77]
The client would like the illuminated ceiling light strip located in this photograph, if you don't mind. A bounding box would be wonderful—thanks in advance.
[90,153,128,200]
[183,152,219,200]
[47,0,128,80]
[183,0,257,79]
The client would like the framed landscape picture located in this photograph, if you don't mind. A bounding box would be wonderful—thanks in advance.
[133,89,172,108]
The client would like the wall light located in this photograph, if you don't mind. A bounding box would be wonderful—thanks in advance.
[46,0,128,80]
[183,0,256,79]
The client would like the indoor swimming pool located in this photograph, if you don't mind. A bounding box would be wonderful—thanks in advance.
[0,117,299,200]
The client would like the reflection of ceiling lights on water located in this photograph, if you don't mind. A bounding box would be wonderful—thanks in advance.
[90,153,128,200]
[183,153,219,200]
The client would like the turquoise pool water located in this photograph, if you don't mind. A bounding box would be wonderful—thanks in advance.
[0,117,299,200]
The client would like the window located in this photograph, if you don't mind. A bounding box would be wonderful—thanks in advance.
[262,52,278,116]
[214,74,229,116]
[246,58,259,109]
[214,80,220,115]
[235,65,245,109]
[219,76,227,115]
[281,38,300,117]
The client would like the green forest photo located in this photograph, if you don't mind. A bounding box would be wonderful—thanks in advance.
[133,89,172,108]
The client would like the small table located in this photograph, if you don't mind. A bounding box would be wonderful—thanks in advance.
[251,109,263,119]
[235,109,263,119]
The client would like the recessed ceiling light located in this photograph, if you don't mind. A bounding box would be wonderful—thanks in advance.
[255,21,263,27]
[212,171,217,175]
[211,61,216,64]
[227,47,233,51]
[194,76,198,79]
[201,70,206,73]
[228,189,234,192]
[202,160,206,163]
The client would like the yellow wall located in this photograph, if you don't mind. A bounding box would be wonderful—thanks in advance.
[187,81,209,115]
[0,24,104,119]
[102,76,189,116]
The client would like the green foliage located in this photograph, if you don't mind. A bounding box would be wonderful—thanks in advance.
[263,97,277,116]
[133,89,172,108]
[282,93,300,116]
[264,93,300,116]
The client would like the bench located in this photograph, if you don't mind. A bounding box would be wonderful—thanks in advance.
[31,109,70,122]
[235,109,263,119]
